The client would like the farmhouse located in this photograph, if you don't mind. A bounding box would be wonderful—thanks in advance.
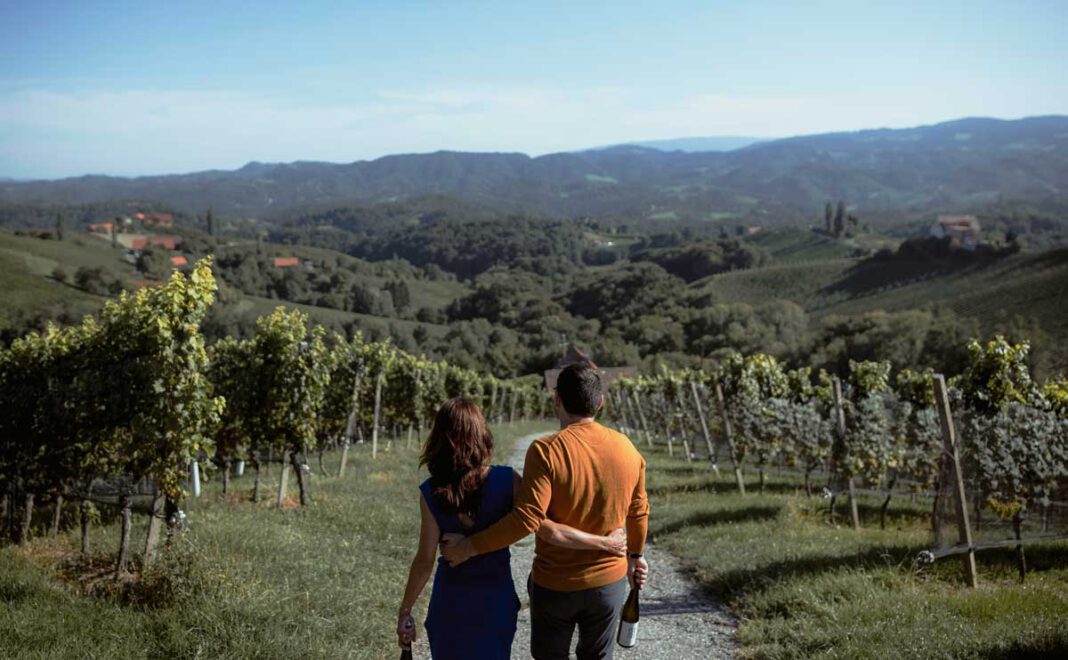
[135,212,175,228]
[273,257,300,268]
[930,215,981,250]
[170,255,188,267]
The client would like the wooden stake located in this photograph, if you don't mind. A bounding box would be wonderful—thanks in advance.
[715,383,746,495]
[80,498,91,558]
[277,450,290,506]
[832,377,860,530]
[18,492,34,545]
[115,493,132,578]
[933,374,978,588]
[630,391,654,449]
[371,370,384,460]
[690,381,717,464]
[50,493,63,538]
[339,372,361,478]
[143,491,165,568]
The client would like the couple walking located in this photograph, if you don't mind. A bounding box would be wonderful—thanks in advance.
[396,363,650,659]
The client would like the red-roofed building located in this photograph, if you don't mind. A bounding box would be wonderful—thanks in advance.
[129,235,182,251]
[931,215,981,250]
[170,255,188,267]
[274,257,300,268]
[141,212,174,227]
[88,222,113,234]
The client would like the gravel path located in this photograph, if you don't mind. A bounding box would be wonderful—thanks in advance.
[506,431,737,660]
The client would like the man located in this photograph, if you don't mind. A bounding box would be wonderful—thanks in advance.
[442,363,650,659]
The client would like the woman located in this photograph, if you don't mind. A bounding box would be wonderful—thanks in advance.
[395,398,625,659]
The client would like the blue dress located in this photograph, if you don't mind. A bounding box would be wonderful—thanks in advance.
[420,465,520,660]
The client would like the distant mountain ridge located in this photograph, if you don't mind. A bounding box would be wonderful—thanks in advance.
[2,116,1067,222]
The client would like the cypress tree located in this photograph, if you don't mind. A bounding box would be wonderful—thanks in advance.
[834,200,846,237]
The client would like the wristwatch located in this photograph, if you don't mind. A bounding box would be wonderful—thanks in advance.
[628,552,644,559]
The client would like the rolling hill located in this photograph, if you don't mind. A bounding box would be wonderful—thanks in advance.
[0,230,463,343]
[696,246,1068,345]
[3,116,1067,222]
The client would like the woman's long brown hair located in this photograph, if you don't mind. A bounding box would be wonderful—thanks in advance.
[420,398,494,516]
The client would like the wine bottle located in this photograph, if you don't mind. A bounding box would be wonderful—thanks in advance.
[616,584,640,648]
[400,613,415,659]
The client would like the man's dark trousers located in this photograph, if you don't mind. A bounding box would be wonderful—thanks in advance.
[528,575,628,660]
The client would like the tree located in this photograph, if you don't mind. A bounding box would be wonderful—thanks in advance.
[55,212,64,241]
[824,202,833,234]
[206,208,216,236]
[386,280,411,311]
[834,200,846,237]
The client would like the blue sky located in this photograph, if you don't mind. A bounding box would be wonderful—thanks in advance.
[2,0,1066,179]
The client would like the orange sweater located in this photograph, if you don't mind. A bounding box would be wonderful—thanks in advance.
[469,420,649,591]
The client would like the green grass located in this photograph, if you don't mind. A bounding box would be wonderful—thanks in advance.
[0,231,133,326]
[0,421,551,660]
[643,448,1068,659]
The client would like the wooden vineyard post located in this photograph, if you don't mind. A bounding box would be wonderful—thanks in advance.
[630,391,654,448]
[17,492,34,545]
[191,460,202,498]
[80,496,92,558]
[277,450,290,506]
[371,370,384,460]
[489,383,498,423]
[690,381,717,466]
[115,492,132,578]
[613,391,631,433]
[672,400,693,462]
[50,494,64,538]
[715,383,746,495]
[933,374,979,588]
[621,392,641,445]
[832,378,861,531]
[143,490,165,568]
[509,389,517,426]
[339,371,362,478]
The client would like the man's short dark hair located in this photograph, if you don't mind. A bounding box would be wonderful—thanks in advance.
[556,363,602,416]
